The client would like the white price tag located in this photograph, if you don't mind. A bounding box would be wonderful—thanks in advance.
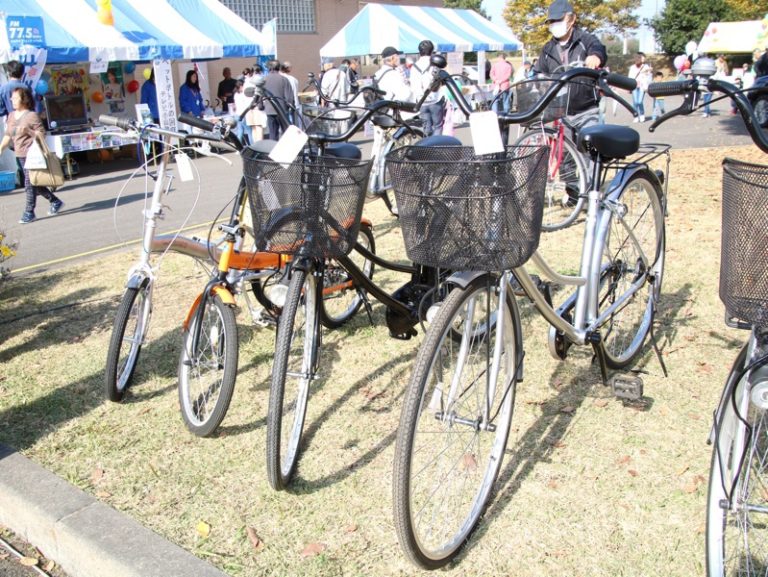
[269,125,308,166]
[469,111,504,156]
[174,152,194,182]
[90,58,108,74]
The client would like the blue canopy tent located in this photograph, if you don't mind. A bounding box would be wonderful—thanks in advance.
[0,0,270,63]
[319,3,521,58]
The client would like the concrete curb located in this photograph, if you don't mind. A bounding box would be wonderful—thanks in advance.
[0,445,229,577]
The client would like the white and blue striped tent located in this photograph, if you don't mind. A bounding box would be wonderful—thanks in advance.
[0,0,271,64]
[320,3,521,58]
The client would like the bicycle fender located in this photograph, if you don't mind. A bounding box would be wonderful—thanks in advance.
[182,293,204,332]
[182,287,236,331]
[126,274,150,290]
[603,164,662,202]
[444,271,487,289]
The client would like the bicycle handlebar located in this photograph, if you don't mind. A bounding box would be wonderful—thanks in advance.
[177,113,217,132]
[647,77,768,153]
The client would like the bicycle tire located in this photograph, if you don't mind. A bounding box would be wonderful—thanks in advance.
[178,293,238,437]
[104,284,152,402]
[368,128,424,198]
[393,274,519,569]
[706,344,763,576]
[320,224,375,329]
[512,127,588,231]
[266,268,320,490]
[597,171,665,368]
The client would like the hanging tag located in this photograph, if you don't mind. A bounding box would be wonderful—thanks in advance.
[90,58,108,74]
[174,152,194,182]
[269,125,309,166]
[469,111,504,155]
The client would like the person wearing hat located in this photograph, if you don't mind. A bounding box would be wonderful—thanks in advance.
[374,46,413,103]
[534,0,607,115]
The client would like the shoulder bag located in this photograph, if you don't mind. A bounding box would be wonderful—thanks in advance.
[28,133,65,190]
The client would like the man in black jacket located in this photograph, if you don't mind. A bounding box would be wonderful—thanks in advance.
[263,60,295,140]
[534,0,607,115]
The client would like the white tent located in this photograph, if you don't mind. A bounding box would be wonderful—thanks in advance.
[698,21,763,54]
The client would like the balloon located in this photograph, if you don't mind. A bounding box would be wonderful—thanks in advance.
[127,79,140,93]
[35,79,49,95]
[143,67,152,80]
[673,54,687,71]
[92,91,104,103]
[124,62,136,74]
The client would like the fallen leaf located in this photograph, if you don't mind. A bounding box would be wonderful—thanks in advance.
[95,490,112,499]
[547,480,559,489]
[19,557,39,567]
[0,552,8,560]
[628,469,639,477]
[43,560,55,572]
[617,455,631,466]
[246,526,264,552]
[549,440,566,449]
[594,399,609,408]
[560,405,576,414]
[344,524,358,533]
[461,453,478,472]
[91,468,105,485]
[196,521,211,538]
[301,542,326,558]
[676,464,690,477]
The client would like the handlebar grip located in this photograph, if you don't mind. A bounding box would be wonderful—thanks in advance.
[98,114,134,131]
[606,73,636,92]
[394,101,419,113]
[648,80,696,98]
[177,113,215,132]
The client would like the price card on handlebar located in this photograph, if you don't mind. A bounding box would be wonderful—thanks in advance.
[174,152,194,182]
[469,111,504,155]
[269,125,309,166]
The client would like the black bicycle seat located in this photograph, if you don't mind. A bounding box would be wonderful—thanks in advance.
[372,114,398,128]
[325,143,362,160]
[577,124,639,159]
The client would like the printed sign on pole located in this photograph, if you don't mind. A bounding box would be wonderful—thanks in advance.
[154,59,178,132]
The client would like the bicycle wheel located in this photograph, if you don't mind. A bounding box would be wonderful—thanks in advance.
[704,344,768,576]
[512,127,587,231]
[104,283,152,402]
[598,171,665,369]
[178,293,238,437]
[393,274,519,568]
[266,268,320,490]
[320,224,375,329]
[380,129,423,193]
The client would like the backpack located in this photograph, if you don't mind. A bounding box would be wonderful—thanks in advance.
[363,68,393,106]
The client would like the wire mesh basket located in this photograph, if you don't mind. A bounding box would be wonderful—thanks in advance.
[302,105,357,136]
[243,149,372,259]
[515,78,571,123]
[720,158,768,326]
[387,145,549,271]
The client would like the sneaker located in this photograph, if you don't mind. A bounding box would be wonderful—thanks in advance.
[48,200,64,215]
[639,115,646,122]
[702,112,710,118]
[632,117,639,123]
[18,212,35,224]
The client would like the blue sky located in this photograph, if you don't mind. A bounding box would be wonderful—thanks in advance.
[483,0,663,25]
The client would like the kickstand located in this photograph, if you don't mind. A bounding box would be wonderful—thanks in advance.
[587,332,609,386]
[649,321,668,378]
[360,290,375,326]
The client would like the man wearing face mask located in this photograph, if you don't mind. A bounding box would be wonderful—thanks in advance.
[534,0,607,116]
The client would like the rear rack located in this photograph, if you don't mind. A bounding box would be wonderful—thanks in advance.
[603,143,672,169]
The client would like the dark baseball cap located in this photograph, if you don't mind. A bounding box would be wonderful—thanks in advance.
[381,46,403,58]
[547,0,574,21]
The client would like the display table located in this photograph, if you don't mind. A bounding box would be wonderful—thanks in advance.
[45,128,139,159]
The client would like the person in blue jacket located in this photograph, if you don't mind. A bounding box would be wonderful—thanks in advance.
[179,70,204,118]
[140,69,159,123]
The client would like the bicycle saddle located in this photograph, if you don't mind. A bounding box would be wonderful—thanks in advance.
[577,125,640,160]
[325,143,362,160]
[372,114,398,128]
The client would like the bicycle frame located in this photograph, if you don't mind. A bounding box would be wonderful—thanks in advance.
[512,157,661,346]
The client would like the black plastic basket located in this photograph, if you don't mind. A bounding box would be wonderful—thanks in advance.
[387,145,548,271]
[243,150,372,259]
[720,158,768,326]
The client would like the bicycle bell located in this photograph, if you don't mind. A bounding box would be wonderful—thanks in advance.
[690,57,717,79]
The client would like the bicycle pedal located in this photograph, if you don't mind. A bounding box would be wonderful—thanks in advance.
[611,374,643,401]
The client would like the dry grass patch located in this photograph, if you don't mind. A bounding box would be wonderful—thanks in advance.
[0,144,765,576]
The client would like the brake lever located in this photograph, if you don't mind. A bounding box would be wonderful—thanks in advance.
[598,78,636,118]
[648,92,696,132]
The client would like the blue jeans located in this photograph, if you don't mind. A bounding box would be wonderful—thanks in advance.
[420,100,446,137]
[267,115,283,140]
[703,92,712,115]
[652,98,665,120]
[492,89,511,114]
[632,88,646,117]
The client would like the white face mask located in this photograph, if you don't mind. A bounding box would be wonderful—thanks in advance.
[548,19,570,40]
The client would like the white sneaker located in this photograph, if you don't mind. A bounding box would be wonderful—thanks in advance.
[632,117,639,123]
[639,115,646,122]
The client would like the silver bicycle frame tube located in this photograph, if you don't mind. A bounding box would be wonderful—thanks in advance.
[138,135,173,268]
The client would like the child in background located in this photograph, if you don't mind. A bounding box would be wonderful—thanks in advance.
[651,71,666,121]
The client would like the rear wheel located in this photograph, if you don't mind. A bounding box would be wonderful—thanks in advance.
[393,274,519,568]
[320,224,375,329]
[178,294,238,437]
[598,172,665,369]
[104,284,152,402]
[266,268,320,490]
[512,127,588,231]
[754,96,768,128]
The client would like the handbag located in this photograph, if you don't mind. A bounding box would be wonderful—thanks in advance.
[27,134,65,190]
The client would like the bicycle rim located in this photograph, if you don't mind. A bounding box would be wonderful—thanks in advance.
[599,173,664,368]
[393,276,517,568]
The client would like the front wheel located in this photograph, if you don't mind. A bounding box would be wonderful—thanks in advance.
[320,224,375,329]
[393,274,519,569]
[266,268,321,490]
[104,283,152,402]
[178,294,238,437]
[598,172,665,369]
[706,344,768,576]
[754,97,768,128]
